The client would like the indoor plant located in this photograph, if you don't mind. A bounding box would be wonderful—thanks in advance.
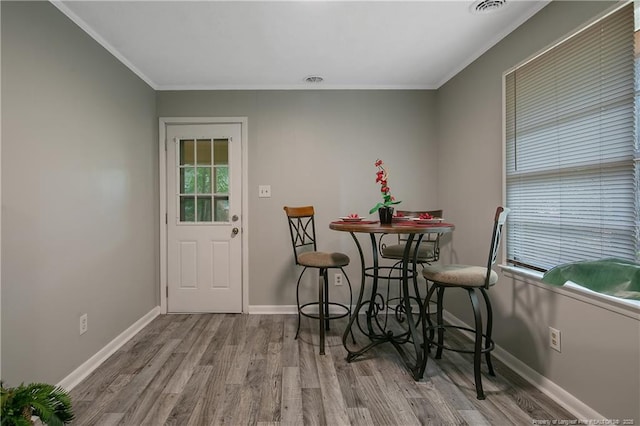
[369,159,401,223]
[1,382,74,425]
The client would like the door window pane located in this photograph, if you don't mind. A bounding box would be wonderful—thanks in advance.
[180,196,195,222]
[214,139,229,165]
[197,197,212,222]
[214,196,229,222]
[215,166,229,193]
[196,139,212,165]
[180,168,195,194]
[196,167,212,193]
[180,140,195,165]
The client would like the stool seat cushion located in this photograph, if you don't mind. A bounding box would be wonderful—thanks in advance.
[422,264,498,287]
[382,242,435,260]
[298,251,350,268]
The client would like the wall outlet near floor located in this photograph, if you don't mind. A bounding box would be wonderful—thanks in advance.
[334,273,343,286]
[549,326,561,352]
[80,313,88,335]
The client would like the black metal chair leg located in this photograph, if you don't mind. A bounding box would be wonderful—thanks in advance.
[481,288,495,376]
[294,268,307,340]
[319,269,325,355]
[323,269,330,331]
[342,267,356,344]
[422,281,437,352]
[469,288,485,400]
[435,286,445,360]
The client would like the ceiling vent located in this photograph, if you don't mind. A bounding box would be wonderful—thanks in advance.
[304,76,324,84]
[471,0,507,14]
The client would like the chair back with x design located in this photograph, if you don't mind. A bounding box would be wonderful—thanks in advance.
[284,206,318,265]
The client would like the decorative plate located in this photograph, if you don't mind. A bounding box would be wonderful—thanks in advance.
[411,217,444,224]
[339,216,364,222]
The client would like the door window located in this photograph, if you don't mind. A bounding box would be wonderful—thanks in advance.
[178,138,229,223]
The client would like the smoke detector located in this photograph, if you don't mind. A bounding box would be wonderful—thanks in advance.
[470,0,507,14]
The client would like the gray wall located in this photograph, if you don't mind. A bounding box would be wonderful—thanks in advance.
[1,1,158,385]
[437,0,639,420]
[157,90,438,306]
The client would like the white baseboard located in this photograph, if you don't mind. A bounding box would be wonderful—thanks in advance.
[442,310,604,420]
[58,306,160,391]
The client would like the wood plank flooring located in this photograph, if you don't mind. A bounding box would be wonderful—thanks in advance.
[70,314,574,425]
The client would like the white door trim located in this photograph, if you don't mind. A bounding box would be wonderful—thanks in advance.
[159,117,249,314]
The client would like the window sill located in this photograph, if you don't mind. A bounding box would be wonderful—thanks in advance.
[499,264,640,320]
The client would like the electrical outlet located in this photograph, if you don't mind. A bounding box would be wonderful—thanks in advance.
[80,313,88,335]
[334,273,343,286]
[258,185,271,198]
[549,326,561,352]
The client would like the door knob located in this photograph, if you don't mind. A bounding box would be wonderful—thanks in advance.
[232,227,239,236]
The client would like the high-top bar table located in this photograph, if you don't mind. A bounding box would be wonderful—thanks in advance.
[329,219,455,380]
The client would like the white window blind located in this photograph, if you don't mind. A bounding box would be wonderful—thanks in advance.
[505,4,639,272]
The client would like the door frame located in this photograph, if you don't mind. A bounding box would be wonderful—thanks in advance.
[159,117,249,314]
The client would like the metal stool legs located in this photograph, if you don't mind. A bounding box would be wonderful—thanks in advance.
[424,284,496,400]
[319,268,328,354]
[294,266,354,355]
[480,287,495,377]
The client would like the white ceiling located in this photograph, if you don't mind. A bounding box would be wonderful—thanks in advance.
[53,0,549,90]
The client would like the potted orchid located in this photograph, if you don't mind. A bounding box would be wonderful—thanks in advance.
[369,159,401,223]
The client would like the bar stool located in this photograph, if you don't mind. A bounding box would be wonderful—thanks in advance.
[421,206,510,399]
[379,209,443,321]
[380,209,444,265]
[283,206,353,355]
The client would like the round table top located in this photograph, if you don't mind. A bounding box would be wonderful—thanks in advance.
[329,220,455,234]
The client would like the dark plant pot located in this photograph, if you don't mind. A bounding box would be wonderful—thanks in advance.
[378,206,394,224]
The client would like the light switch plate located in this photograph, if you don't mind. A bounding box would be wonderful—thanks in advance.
[258,185,271,198]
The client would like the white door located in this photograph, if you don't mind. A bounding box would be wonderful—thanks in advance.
[166,123,242,313]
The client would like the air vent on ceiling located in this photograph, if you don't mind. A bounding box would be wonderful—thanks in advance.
[471,0,507,14]
[304,76,324,83]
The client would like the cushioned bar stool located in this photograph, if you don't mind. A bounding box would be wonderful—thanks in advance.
[379,209,443,319]
[380,209,444,264]
[284,206,353,355]
[421,206,510,399]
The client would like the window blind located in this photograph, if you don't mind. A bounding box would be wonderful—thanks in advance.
[505,4,639,271]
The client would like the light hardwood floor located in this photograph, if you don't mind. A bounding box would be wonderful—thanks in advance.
[69,313,573,425]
